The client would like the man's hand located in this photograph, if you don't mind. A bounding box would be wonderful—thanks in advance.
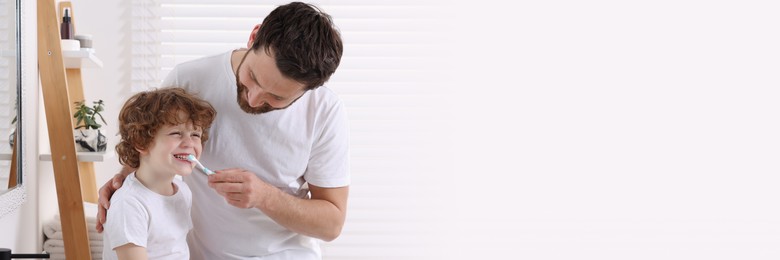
[96,167,134,233]
[208,168,273,209]
[207,168,349,241]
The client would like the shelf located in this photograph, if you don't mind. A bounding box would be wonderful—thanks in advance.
[39,150,114,162]
[63,49,103,68]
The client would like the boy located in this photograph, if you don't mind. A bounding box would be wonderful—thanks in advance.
[102,88,216,260]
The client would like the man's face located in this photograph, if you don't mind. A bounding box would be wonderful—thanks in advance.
[235,49,306,114]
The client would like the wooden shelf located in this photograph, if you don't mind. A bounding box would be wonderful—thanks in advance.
[63,49,102,68]
[39,150,114,162]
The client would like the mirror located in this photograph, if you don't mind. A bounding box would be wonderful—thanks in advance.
[0,0,24,218]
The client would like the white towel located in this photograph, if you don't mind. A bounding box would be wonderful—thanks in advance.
[45,230,103,241]
[43,202,101,240]
[48,252,103,260]
[43,238,103,260]
[42,202,104,259]
[43,218,101,240]
[44,238,103,249]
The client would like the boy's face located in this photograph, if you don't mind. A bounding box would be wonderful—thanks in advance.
[139,118,203,177]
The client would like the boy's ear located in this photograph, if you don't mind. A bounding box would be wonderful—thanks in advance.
[135,145,148,155]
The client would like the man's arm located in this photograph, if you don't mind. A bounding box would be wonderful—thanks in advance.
[263,184,348,241]
[114,243,147,260]
[208,170,348,241]
[96,165,135,232]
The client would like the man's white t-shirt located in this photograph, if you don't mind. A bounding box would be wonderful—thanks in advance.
[102,173,192,260]
[162,50,350,259]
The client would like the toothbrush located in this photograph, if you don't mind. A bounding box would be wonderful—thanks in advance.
[186,154,215,175]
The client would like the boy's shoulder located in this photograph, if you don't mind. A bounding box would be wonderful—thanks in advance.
[110,174,146,204]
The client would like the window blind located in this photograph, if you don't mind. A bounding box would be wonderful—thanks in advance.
[132,1,447,258]
[0,0,15,183]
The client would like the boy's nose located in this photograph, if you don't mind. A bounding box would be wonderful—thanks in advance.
[181,136,196,146]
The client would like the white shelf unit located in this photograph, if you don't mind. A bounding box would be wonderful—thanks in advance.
[63,49,102,68]
[39,150,114,162]
[0,151,112,162]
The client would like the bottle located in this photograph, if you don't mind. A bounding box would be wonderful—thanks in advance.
[60,8,73,39]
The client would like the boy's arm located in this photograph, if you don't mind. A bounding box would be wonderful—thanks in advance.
[114,243,147,260]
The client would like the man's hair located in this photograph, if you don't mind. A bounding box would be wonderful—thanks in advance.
[251,2,343,90]
[115,88,217,168]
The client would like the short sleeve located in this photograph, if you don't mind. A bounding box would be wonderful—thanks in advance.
[104,198,150,249]
[305,98,351,187]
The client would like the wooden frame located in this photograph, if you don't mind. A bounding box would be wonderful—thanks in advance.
[37,0,95,259]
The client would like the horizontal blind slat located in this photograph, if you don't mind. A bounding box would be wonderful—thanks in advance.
[158,43,439,57]
[160,5,437,19]
[162,18,441,31]
[159,56,433,70]
[163,0,441,5]
[160,31,439,44]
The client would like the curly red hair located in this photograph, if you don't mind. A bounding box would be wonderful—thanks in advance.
[115,88,216,168]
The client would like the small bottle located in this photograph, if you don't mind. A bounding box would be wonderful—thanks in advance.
[60,8,73,39]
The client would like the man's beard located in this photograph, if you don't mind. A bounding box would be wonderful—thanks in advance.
[236,82,278,114]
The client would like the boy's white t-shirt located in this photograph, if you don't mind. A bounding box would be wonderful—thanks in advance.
[102,173,193,260]
[162,50,350,259]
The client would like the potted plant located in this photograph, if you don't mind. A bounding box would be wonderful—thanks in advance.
[73,99,107,152]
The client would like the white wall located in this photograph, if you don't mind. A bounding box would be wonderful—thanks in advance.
[0,0,41,254]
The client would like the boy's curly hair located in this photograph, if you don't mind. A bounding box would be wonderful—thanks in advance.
[115,88,216,168]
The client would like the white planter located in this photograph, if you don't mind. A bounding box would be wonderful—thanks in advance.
[74,129,106,152]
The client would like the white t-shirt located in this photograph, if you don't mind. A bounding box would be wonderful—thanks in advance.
[162,50,350,259]
[102,173,192,260]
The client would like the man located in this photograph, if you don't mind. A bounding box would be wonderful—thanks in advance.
[97,2,349,259]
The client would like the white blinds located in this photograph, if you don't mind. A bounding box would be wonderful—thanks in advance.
[0,0,15,183]
[132,1,447,258]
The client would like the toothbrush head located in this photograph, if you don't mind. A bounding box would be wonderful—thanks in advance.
[185,154,215,175]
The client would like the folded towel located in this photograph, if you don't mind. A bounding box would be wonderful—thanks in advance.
[44,238,103,250]
[43,217,100,239]
[48,252,102,260]
[43,202,104,259]
[45,230,102,241]
[43,239,104,260]
[43,244,103,255]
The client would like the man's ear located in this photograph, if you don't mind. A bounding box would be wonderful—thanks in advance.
[247,24,262,48]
